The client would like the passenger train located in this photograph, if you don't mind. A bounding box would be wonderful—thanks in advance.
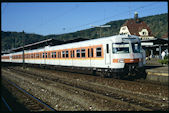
[1,34,146,78]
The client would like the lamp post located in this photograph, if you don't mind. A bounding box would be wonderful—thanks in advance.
[91,25,111,38]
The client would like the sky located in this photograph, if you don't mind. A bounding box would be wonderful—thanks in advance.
[1,2,168,36]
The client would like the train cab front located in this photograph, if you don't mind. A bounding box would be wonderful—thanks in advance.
[111,36,145,78]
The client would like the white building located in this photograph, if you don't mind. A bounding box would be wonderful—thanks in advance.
[119,12,155,40]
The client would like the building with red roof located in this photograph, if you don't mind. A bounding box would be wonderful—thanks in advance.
[119,12,155,40]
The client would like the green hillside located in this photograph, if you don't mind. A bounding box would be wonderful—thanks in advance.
[1,13,168,51]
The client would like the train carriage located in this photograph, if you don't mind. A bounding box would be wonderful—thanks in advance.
[1,34,146,78]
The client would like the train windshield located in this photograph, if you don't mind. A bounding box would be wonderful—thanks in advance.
[112,43,129,54]
[112,42,141,54]
[131,42,141,53]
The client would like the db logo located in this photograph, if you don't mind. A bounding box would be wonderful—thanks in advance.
[130,53,134,58]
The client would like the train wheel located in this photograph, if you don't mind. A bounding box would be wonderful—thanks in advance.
[100,71,107,78]
[113,72,121,79]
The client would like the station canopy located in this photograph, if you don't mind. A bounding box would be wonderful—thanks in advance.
[141,38,168,47]
[10,38,89,53]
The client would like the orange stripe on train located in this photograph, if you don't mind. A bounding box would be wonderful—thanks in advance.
[113,58,139,63]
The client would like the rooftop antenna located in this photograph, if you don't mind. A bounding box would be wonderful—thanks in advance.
[134,11,138,20]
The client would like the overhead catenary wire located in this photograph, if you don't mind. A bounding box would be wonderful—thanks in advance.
[26,4,80,33]
[2,2,166,35]
[65,2,163,32]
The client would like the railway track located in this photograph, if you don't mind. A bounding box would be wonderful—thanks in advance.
[3,67,169,111]
[1,96,13,112]
[2,78,56,112]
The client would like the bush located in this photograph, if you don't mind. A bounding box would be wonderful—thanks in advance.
[158,55,169,65]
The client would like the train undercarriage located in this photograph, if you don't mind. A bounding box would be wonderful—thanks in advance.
[2,62,146,80]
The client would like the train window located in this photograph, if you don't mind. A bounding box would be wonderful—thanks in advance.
[53,52,56,58]
[43,53,45,58]
[70,50,75,58]
[48,52,50,58]
[51,52,53,58]
[132,43,141,53]
[38,53,40,58]
[58,52,61,58]
[91,48,93,57]
[52,52,56,58]
[66,51,69,58]
[70,50,72,58]
[96,47,102,57]
[39,53,41,58]
[59,52,61,58]
[106,44,109,53]
[76,49,80,58]
[81,49,86,58]
[112,43,129,54]
[54,52,56,58]
[36,54,39,58]
[88,49,90,57]
[62,51,65,58]
[73,50,75,58]
[45,53,48,58]
[31,54,34,58]
[57,52,59,58]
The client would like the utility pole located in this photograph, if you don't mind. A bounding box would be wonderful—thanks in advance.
[90,25,111,38]
[22,30,25,68]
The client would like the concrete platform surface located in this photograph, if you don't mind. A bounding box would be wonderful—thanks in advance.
[145,65,168,84]
[145,65,168,76]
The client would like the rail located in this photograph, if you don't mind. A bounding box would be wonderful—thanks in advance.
[2,78,56,111]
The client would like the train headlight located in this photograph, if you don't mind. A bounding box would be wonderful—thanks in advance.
[139,58,142,62]
[113,59,124,63]
[119,59,124,63]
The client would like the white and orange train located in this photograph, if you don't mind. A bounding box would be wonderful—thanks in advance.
[1,34,146,78]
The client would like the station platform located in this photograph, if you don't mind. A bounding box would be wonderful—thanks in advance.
[145,63,168,84]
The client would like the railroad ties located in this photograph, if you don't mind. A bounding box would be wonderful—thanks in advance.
[1,78,56,112]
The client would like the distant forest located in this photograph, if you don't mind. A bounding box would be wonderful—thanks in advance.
[1,13,168,51]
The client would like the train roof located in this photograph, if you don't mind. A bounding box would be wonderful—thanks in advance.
[3,34,139,54]
[57,34,140,46]
[7,38,90,53]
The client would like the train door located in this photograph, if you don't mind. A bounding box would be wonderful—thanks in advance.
[105,43,111,65]
[88,46,92,67]
[44,50,46,65]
